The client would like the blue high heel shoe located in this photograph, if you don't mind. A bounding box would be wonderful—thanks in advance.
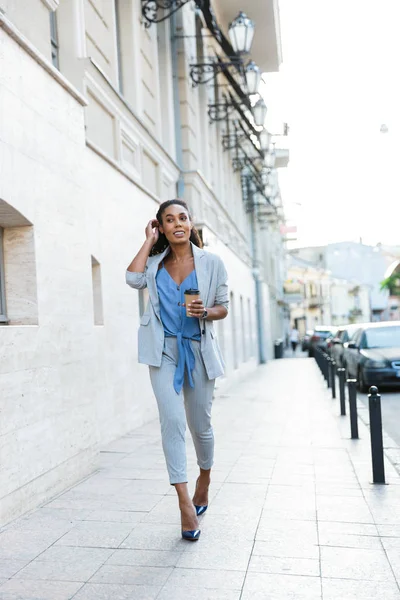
[193,476,209,517]
[182,529,201,541]
[194,504,208,517]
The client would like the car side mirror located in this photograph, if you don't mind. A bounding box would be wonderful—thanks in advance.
[332,338,341,344]
[347,341,358,349]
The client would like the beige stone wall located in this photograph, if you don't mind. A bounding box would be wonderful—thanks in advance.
[0,0,265,524]
[0,25,161,524]
[3,226,38,326]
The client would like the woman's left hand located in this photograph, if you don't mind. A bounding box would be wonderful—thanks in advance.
[184,298,205,318]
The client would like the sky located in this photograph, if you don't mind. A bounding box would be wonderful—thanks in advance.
[261,0,400,249]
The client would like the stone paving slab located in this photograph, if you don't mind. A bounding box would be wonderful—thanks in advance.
[1,357,400,599]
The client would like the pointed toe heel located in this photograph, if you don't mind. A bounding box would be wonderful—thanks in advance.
[194,505,208,517]
[182,529,201,541]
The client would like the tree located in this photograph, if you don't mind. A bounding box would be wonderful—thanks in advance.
[380,273,400,296]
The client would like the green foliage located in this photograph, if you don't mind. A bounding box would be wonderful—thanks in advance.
[380,273,400,295]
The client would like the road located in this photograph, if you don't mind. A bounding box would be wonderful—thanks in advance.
[288,350,400,448]
[358,388,400,447]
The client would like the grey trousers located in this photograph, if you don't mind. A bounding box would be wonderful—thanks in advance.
[149,337,215,484]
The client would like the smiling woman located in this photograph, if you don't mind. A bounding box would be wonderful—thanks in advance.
[149,199,203,256]
[125,199,229,542]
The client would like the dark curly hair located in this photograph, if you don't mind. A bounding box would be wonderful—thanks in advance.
[149,199,203,256]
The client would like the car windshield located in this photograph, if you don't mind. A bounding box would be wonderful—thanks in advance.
[346,326,359,337]
[315,330,333,338]
[364,326,400,349]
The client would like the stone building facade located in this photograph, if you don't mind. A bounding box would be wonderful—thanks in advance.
[0,0,287,523]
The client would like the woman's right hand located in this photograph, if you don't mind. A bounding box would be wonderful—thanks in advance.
[145,219,159,244]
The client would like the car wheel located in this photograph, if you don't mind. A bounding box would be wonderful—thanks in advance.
[358,368,368,394]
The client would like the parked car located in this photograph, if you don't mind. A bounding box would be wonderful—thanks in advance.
[330,324,364,367]
[343,321,400,392]
[302,330,314,352]
[308,326,336,357]
[326,330,338,355]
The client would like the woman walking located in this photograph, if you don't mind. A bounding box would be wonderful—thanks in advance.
[126,199,229,541]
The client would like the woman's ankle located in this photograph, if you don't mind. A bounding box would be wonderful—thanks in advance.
[198,469,211,485]
[179,498,194,509]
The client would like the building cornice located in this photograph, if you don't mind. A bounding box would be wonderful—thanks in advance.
[40,0,59,11]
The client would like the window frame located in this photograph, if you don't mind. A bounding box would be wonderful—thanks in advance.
[0,227,8,323]
[50,10,59,70]
[114,0,124,93]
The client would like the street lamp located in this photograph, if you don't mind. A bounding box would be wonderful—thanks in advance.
[228,12,255,55]
[253,97,267,127]
[245,61,261,95]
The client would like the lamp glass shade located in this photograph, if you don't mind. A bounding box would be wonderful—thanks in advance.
[253,97,267,127]
[228,12,255,54]
[245,61,261,94]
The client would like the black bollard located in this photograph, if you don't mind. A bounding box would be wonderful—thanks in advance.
[337,368,346,415]
[331,359,336,399]
[347,379,359,439]
[323,353,328,382]
[315,347,320,370]
[320,350,326,380]
[368,386,385,484]
[327,356,332,388]
[318,348,323,374]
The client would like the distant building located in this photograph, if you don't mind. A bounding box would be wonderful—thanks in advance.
[290,241,395,321]
[285,253,371,334]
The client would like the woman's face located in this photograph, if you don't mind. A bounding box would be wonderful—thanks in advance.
[159,204,192,245]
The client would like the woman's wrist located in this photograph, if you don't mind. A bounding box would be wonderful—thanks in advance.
[204,306,227,321]
[143,238,154,250]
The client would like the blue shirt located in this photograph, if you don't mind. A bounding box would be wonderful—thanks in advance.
[156,265,201,394]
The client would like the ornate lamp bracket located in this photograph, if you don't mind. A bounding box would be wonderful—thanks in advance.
[141,0,191,27]
[207,103,236,122]
[189,58,242,87]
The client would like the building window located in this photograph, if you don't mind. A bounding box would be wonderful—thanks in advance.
[50,11,59,69]
[247,298,253,357]
[230,291,238,369]
[0,228,7,323]
[91,256,104,325]
[240,295,246,361]
[114,0,124,93]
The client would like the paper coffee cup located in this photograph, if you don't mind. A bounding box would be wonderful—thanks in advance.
[184,288,200,317]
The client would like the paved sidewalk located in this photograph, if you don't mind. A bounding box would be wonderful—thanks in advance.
[1,358,400,599]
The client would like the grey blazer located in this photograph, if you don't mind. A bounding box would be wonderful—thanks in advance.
[126,243,229,380]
